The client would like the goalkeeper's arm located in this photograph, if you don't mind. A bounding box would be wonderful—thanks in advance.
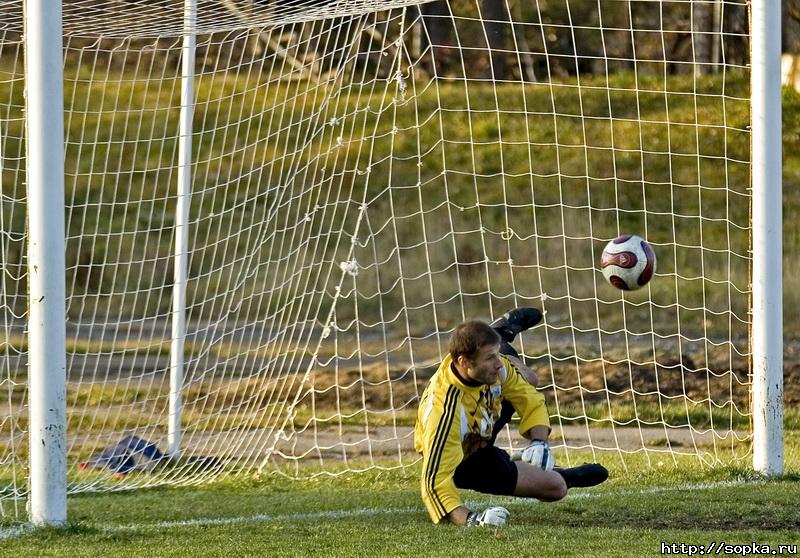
[498,355,554,469]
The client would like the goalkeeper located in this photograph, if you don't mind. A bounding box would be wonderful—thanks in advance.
[414,308,608,526]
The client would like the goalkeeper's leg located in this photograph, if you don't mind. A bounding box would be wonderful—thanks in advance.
[512,462,568,501]
[454,445,567,502]
[491,308,610,494]
[491,307,542,358]
[489,403,514,447]
[513,462,609,501]
[489,307,542,443]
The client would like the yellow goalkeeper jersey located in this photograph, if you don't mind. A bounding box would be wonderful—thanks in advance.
[414,353,550,523]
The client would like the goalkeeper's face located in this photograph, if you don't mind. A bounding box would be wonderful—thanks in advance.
[465,343,504,385]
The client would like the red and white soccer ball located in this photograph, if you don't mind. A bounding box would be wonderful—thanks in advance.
[600,234,656,291]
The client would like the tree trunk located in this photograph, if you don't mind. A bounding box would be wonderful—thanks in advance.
[692,0,715,74]
[419,1,452,76]
[482,0,508,80]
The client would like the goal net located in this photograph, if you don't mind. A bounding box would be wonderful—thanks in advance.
[1,0,754,515]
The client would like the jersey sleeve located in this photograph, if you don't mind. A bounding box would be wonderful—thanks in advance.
[417,384,464,524]
[500,356,550,436]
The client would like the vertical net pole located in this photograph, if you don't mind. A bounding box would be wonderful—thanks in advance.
[711,0,722,71]
[169,0,197,458]
[751,0,784,476]
[24,0,67,525]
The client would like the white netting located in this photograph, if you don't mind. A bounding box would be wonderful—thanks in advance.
[0,0,432,37]
[1,0,752,515]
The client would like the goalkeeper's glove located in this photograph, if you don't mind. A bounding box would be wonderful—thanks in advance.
[520,439,554,471]
[466,506,510,527]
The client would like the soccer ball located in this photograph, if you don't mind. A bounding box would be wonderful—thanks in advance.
[600,234,656,291]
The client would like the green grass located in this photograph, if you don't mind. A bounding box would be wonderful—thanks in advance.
[0,441,798,557]
[0,67,769,335]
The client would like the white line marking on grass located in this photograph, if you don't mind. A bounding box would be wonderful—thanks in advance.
[0,479,767,541]
[465,478,766,508]
[561,479,766,501]
[115,506,420,532]
[0,507,420,540]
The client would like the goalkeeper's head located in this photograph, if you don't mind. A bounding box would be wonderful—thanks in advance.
[449,320,503,385]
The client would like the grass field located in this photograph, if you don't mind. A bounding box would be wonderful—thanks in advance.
[1,433,798,557]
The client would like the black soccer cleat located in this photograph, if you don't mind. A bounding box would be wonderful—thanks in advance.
[554,463,609,489]
[491,307,543,343]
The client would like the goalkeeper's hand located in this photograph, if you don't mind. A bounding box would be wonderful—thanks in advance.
[520,439,554,471]
[466,506,510,527]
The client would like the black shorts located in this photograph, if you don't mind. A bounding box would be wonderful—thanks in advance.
[453,445,518,496]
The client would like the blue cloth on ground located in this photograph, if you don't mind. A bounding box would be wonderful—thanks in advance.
[82,435,164,474]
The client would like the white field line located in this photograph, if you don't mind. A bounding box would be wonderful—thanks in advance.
[0,479,765,541]
[0,507,419,540]
[461,479,763,509]
[521,478,765,503]
[115,506,420,531]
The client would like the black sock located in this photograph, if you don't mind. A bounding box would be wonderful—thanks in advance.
[498,339,519,358]
[554,467,575,488]
[554,463,609,489]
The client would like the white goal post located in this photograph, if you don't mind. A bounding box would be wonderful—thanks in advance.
[0,0,783,526]
[750,0,783,478]
[24,0,67,526]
